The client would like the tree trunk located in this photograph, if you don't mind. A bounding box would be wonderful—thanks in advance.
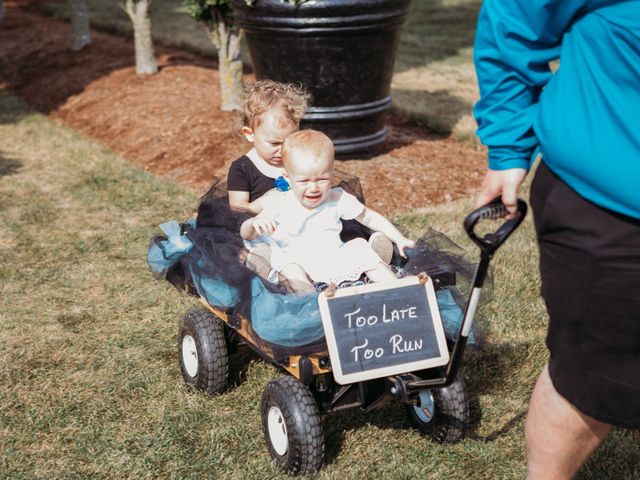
[0,0,4,22]
[69,0,91,51]
[204,17,243,111]
[123,0,157,75]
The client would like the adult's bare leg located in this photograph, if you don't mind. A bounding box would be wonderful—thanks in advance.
[525,364,611,480]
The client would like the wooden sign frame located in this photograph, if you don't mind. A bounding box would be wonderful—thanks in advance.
[318,275,449,385]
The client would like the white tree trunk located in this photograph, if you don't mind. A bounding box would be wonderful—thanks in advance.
[69,0,91,51]
[205,17,243,111]
[123,0,157,75]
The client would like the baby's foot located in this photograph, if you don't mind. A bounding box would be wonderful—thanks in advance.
[369,232,393,264]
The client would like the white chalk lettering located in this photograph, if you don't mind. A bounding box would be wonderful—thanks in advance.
[383,304,419,323]
[350,338,384,362]
[344,308,361,329]
[351,338,368,362]
[389,334,423,354]
[344,307,381,329]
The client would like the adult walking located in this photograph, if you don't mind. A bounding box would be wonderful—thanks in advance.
[473,1,640,478]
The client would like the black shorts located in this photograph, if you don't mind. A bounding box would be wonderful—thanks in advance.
[530,161,640,429]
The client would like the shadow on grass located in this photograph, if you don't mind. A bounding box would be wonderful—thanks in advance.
[36,0,247,72]
[228,347,260,388]
[336,115,449,160]
[464,341,538,396]
[39,0,228,62]
[322,404,526,467]
[397,0,482,72]
[321,340,536,464]
[577,429,640,479]
[0,90,33,125]
[463,341,538,440]
[468,410,527,443]
[391,89,474,136]
[0,152,24,177]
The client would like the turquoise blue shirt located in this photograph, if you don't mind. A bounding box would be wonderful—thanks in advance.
[473,0,640,219]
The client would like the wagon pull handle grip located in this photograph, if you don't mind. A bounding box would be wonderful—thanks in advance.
[440,197,527,385]
[463,197,527,256]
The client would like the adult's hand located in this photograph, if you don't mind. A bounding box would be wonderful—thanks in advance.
[475,168,527,217]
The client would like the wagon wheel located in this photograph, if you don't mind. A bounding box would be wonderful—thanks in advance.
[261,376,324,475]
[406,373,469,443]
[178,309,229,394]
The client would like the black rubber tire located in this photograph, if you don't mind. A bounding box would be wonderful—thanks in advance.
[178,309,229,394]
[406,373,469,443]
[261,376,324,475]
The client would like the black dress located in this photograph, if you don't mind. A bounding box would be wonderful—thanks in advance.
[226,155,275,202]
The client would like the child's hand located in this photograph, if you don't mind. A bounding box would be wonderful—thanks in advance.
[395,236,416,258]
[252,215,277,236]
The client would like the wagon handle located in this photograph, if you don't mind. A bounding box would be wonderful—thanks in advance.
[463,197,527,257]
[406,198,528,390]
[439,197,526,386]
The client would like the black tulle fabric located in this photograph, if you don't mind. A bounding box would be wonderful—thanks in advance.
[148,171,489,355]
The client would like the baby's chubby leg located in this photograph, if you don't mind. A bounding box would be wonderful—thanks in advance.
[245,243,272,279]
[278,263,316,293]
[365,262,397,284]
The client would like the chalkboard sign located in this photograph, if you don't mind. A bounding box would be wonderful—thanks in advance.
[318,276,449,385]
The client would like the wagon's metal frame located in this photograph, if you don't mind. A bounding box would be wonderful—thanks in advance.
[195,199,527,415]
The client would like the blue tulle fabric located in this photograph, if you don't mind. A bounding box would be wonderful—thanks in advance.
[147,220,195,279]
[148,221,474,347]
[147,169,490,352]
[248,280,472,347]
[249,277,325,346]
[195,272,240,309]
[436,286,476,344]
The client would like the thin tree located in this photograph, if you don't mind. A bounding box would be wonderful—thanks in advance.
[69,0,91,50]
[183,1,243,111]
[120,0,158,74]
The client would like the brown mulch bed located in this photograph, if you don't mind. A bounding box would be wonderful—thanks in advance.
[0,3,486,214]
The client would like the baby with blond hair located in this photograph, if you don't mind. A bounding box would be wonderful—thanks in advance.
[241,130,415,292]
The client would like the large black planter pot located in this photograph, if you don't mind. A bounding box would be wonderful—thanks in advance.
[232,0,412,156]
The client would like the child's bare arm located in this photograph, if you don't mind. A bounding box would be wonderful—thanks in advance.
[229,190,264,215]
[240,217,258,240]
[356,207,415,257]
[240,215,277,240]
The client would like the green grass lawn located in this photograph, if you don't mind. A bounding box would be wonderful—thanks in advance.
[1,91,638,478]
[43,0,218,58]
[41,0,482,142]
[392,0,482,142]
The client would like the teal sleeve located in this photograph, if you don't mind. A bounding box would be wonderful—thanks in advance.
[473,0,590,170]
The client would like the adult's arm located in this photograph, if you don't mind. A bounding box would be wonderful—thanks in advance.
[473,0,590,210]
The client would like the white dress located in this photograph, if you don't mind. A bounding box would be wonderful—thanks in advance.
[257,188,382,284]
